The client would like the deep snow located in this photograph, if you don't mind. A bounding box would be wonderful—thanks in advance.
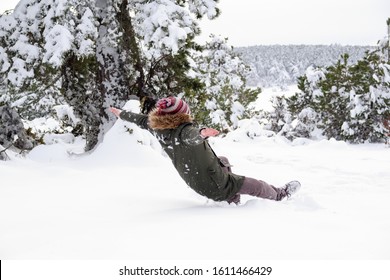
[1,87,390,259]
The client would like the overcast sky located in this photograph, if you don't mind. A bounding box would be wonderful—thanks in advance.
[1,0,389,47]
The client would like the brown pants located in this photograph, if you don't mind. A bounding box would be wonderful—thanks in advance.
[219,156,285,204]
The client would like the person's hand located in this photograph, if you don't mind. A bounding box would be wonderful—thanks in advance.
[109,107,122,118]
[200,127,219,138]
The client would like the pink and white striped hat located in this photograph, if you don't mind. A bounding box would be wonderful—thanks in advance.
[156,96,191,115]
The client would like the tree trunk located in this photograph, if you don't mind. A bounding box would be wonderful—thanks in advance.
[117,0,146,99]
[387,18,390,63]
[0,103,34,151]
[61,53,101,152]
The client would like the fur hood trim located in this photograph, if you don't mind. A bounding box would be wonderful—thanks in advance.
[148,109,193,130]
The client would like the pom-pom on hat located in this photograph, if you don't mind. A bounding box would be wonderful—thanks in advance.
[156,96,191,115]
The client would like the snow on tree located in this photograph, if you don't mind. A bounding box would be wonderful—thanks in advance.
[290,107,318,139]
[188,35,260,132]
[236,45,371,88]
[2,0,257,151]
[0,102,34,152]
[312,54,352,139]
[341,51,390,143]
[269,20,390,144]
[280,47,390,143]
[266,95,291,135]
[0,0,99,149]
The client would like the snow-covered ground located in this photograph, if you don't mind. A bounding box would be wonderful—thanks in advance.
[1,86,389,259]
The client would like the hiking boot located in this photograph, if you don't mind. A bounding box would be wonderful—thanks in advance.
[282,180,301,199]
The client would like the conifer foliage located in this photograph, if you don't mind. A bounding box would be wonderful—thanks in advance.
[188,35,260,131]
[0,0,257,152]
[276,44,390,143]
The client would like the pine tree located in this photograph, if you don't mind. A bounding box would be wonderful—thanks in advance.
[315,54,351,139]
[282,66,324,139]
[283,48,390,143]
[291,107,318,139]
[0,0,100,149]
[188,35,260,131]
[387,18,390,63]
[0,102,34,151]
[236,44,370,88]
[287,68,325,117]
[341,51,390,143]
[267,95,290,133]
[3,0,252,151]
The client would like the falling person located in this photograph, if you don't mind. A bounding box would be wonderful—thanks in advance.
[110,96,300,204]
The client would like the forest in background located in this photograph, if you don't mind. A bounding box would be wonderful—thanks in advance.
[236,44,373,88]
[0,1,389,157]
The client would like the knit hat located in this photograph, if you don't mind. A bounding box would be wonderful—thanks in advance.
[155,96,191,115]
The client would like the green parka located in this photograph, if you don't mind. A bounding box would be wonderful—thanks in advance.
[119,110,244,201]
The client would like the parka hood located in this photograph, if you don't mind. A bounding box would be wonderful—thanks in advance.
[148,109,193,130]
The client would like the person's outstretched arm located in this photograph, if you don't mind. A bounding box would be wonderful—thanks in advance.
[109,107,149,131]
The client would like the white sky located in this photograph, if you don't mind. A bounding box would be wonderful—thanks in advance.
[1,0,389,46]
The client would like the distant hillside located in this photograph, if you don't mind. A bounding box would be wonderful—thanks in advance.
[235,45,373,88]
